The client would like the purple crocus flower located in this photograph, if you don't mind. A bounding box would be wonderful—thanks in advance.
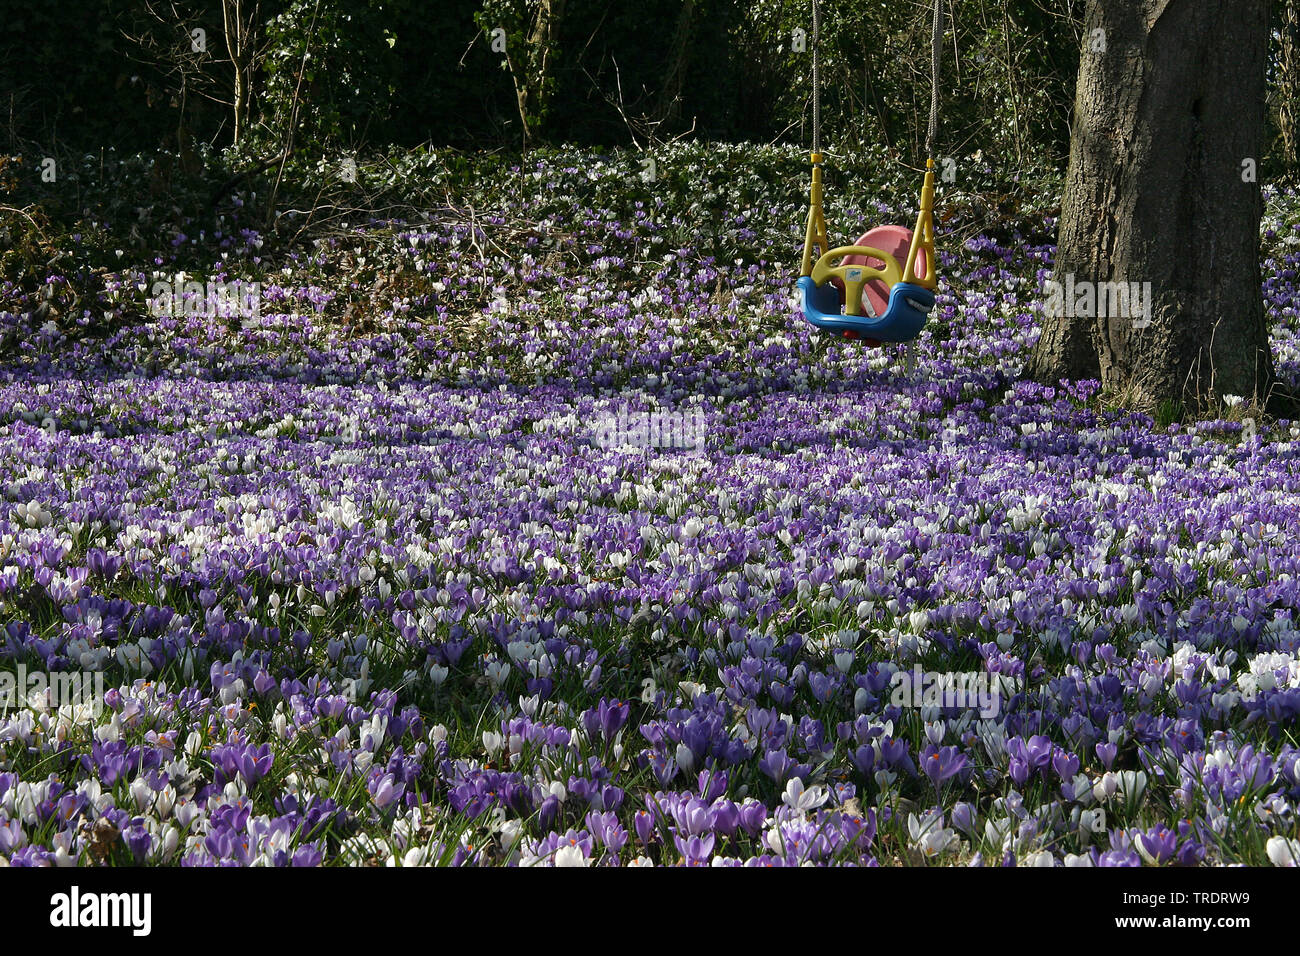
[1096,742,1118,769]
[1135,825,1179,865]
[711,800,740,837]
[1052,749,1081,781]
[586,811,629,853]
[738,800,769,836]
[633,809,657,845]
[582,698,630,741]
[1008,757,1031,787]
[922,745,968,788]
[674,832,715,865]
[209,742,274,786]
[850,744,876,777]
[368,771,403,809]
[758,748,793,783]
[292,845,323,867]
[537,794,562,831]
[879,736,916,775]
[950,802,977,835]
[647,752,678,787]
[0,820,25,854]
[674,797,715,836]
[122,824,153,864]
[1097,848,1142,867]
[697,769,728,802]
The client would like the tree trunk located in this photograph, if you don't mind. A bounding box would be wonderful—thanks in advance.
[1278,0,1300,170]
[1026,0,1278,415]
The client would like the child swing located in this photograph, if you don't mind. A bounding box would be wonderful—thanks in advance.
[797,0,945,345]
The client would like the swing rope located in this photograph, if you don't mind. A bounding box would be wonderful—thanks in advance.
[810,0,942,157]
[927,0,943,159]
[811,0,821,156]
[800,0,828,279]
[800,0,945,286]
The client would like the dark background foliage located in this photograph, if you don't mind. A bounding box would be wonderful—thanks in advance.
[0,1,1296,172]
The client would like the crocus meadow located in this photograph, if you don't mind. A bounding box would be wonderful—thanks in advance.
[2,146,1300,866]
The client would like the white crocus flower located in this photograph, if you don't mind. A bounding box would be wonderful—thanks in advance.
[1266,836,1300,867]
[554,844,588,867]
[678,681,706,701]
[129,778,154,812]
[781,777,828,813]
[399,846,429,867]
[675,743,696,774]
[909,809,959,857]
[1092,772,1119,802]
[1116,770,1147,804]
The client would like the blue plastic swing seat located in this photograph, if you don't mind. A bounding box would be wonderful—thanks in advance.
[797,275,936,343]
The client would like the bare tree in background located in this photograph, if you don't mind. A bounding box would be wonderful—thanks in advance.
[123,0,266,153]
[221,0,261,147]
[487,0,566,145]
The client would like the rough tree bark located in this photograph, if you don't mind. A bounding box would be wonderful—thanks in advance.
[1026,0,1280,414]
[1279,0,1300,168]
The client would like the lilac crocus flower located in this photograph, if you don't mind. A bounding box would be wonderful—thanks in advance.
[123,824,153,864]
[1097,847,1142,867]
[711,800,740,837]
[759,748,793,783]
[921,745,968,788]
[737,800,769,836]
[368,771,403,809]
[950,802,977,835]
[586,811,629,853]
[582,698,630,741]
[0,820,25,854]
[674,832,715,865]
[633,809,657,845]
[1052,749,1080,781]
[1135,825,1179,865]
[1096,742,1118,769]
